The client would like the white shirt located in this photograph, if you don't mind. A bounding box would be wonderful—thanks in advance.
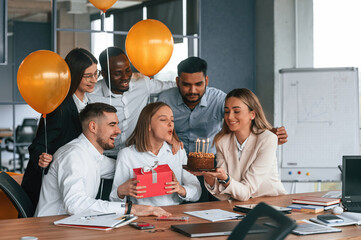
[72,93,88,113]
[109,142,201,206]
[88,76,176,156]
[236,137,248,160]
[35,134,124,217]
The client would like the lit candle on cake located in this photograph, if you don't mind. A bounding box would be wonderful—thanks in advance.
[202,139,205,153]
[197,139,201,152]
[206,138,209,153]
[195,138,199,152]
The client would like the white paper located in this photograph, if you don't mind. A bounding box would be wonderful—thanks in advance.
[54,211,135,228]
[184,209,242,222]
[309,212,361,227]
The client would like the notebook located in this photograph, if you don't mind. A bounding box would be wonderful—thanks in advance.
[171,221,268,237]
[342,156,361,212]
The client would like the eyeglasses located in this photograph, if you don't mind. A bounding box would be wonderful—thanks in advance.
[82,70,101,81]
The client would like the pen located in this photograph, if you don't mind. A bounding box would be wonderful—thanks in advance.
[81,212,116,219]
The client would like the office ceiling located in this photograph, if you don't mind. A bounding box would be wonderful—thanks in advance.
[8,0,145,22]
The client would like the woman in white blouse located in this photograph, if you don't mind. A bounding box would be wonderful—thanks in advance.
[110,102,201,206]
[198,88,286,201]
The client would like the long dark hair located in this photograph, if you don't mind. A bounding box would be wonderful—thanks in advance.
[65,48,98,97]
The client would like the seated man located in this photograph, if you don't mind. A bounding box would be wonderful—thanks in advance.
[35,102,170,217]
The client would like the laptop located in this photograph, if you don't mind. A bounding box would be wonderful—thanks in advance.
[171,221,268,238]
[342,156,361,212]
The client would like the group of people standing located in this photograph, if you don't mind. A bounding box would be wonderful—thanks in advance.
[21,46,288,217]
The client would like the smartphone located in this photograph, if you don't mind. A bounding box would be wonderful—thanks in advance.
[317,214,344,223]
[129,222,155,230]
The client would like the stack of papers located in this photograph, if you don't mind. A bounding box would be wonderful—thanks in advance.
[54,212,138,231]
[292,220,341,235]
[310,212,361,227]
[184,209,243,222]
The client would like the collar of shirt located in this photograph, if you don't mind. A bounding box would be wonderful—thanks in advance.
[72,93,88,113]
[176,87,209,108]
[236,136,249,159]
[145,141,172,157]
[100,78,134,98]
[78,133,103,161]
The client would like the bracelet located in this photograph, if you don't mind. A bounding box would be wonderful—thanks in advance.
[126,201,132,215]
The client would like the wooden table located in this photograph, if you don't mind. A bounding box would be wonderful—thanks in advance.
[1,191,360,240]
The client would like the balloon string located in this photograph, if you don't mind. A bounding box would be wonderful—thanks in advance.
[44,115,48,153]
[102,11,112,105]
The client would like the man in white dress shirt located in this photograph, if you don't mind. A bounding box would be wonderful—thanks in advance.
[35,103,170,217]
[88,47,176,158]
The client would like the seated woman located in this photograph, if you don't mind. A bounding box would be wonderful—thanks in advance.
[199,88,286,201]
[110,102,201,206]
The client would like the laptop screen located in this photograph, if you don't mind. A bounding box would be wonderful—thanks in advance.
[342,156,361,201]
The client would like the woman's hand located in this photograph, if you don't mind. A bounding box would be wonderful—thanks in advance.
[165,172,186,197]
[132,205,172,217]
[38,153,53,168]
[117,179,146,199]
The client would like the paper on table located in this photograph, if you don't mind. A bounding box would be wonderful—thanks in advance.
[322,191,342,199]
[310,211,361,227]
[54,211,137,230]
[184,209,242,222]
[292,220,341,235]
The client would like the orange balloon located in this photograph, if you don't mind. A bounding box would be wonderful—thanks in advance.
[126,19,174,77]
[17,50,71,116]
[89,0,117,12]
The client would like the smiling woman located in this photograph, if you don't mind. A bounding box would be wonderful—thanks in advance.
[21,48,99,208]
[199,88,287,202]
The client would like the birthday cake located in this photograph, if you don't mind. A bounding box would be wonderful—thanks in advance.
[187,152,215,171]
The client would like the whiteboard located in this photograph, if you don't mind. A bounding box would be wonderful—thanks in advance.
[276,68,360,181]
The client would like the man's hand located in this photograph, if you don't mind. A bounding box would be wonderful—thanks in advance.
[38,153,53,168]
[131,205,172,217]
[271,126,288,145]
[166,138,184,155]
[117,179,146,199]
[165,172,186,197]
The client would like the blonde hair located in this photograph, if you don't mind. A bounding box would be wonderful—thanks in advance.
[214,88,273,145]
[127,102,179,152]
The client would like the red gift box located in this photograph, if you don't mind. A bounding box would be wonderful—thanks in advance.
[133,164,173,198]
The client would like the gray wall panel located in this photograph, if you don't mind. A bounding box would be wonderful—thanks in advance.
[200,0,255,94]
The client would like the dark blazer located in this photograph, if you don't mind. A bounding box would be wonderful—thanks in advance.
[21,96,82,207]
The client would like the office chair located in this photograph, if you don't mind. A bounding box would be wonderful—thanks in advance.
[0,172,35,218]
[5,118,38,172]
[228,202,297,240]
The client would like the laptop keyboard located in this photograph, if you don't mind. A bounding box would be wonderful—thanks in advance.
[343,202,361,211]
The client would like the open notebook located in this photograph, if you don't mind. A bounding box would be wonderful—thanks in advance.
[54,212,137,231]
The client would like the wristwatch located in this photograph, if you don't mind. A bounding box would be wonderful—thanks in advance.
[126,201,133,215]
[217,174,230,184]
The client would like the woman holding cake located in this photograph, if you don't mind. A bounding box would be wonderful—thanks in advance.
[109,102,201,206]
[199,88,286,201]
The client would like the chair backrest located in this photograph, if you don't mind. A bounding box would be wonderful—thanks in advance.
[22,118,38,127]
[15,125,37,144]
[228,202,297,240]
[0,172,35,218]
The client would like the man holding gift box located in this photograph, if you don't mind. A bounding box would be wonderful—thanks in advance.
[109,102,201,206]
[35,103,171,217]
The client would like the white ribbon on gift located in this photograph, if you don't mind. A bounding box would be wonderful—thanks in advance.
[141,161,159,183]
